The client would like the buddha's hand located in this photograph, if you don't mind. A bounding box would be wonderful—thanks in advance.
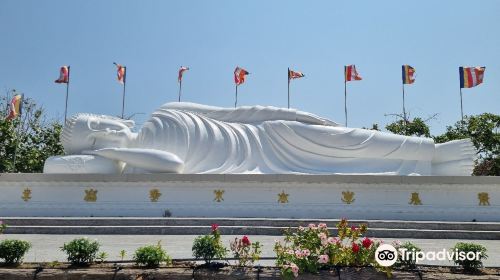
[83,148,184,173]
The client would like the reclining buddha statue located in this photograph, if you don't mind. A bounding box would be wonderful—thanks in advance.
[44,102,476,175]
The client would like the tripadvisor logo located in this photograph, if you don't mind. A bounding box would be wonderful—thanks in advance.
[375,244,484,267]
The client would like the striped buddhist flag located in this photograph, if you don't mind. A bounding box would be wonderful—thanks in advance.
[114,63,126,84]
[234,67,249,85]
[6,94,23,120]
[288,69,305,80]
[55,66,69,84]
[178,66,189,83]
[460,66,485,88]
[402,65,415,84]
[345,65,362,82]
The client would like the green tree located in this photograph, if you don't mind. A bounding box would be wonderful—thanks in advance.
[385,117,431,137]
[434,113,500,176]
[0,91,64,173]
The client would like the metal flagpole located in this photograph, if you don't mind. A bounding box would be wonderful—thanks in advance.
[288,68,290,109]
[121,67,127,119]
[178,79,182,102]
[344,66,348,127]
[402,82,406,122]
[64,66,70,124]
[460,87,464,122]
[235,85,238,108]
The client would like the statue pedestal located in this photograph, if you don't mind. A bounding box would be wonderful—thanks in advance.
[0,174,498,221]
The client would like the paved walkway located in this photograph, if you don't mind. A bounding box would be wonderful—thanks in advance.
[2,235,499,267]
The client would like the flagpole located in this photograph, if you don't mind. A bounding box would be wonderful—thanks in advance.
[402,82,406,122]
[235,85,238,108]
[121,67,127,119]
[178,79,182,102]
[460,87,464,122]
[64,66,70,124]
[288,76,291,110]
[344,66,348,127]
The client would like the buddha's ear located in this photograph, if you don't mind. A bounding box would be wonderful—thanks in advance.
[120,120,135,128]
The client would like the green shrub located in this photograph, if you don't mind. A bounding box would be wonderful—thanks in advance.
[452,242,488,271]
[133,242,171,267]
[394,241,421,269]
[192,224,227,264]
[0,239,31,265]
[61,237,100,265]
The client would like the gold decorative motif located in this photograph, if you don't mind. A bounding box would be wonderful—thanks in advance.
[478,192,490,206]
[213,189,225,202]
[341,191,355,204]
[84,188,98,202]
[149,189,162,202]
[277,190,289,203]
[22,188,32,202]
[409,192,422,205]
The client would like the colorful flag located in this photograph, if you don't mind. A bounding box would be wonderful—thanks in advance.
[234,67,249,85]
[288,69,305,80]
[6,94,23,120]
[178,66,189,83]
[402,65,416,84]
[55,66,69,84]
[345,65,362,81]
[114,63,126,84]
[460,66,485,88]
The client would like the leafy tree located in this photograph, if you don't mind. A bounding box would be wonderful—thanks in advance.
[0,91,64,173]
[434,114,500,176]
[385,117,431,137]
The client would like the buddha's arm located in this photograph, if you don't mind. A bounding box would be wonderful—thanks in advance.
[84,148,184,173]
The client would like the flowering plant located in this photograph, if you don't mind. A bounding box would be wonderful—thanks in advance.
[192,223,228,264]
[230,235,262,267]
[274,219,390,279]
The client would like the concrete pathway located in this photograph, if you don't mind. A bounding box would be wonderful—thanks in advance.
[1,234,499,267]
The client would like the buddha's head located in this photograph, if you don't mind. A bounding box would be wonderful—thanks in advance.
[61,113,135,154]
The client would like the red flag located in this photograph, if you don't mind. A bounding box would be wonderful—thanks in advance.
[460,66,486,88]
[6,94,23,120]
[234,67,249,85]
[345,65,362,81]
[288,69,305,80]
[55,66,69,84]
[114,63,126,84]
[178,66,189,83]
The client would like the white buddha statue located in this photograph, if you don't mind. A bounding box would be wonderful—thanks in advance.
[44,102,476,175]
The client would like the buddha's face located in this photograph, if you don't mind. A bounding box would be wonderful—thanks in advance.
[62,114,135,154]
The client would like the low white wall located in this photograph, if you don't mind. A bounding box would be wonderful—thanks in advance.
[0,174,498,221]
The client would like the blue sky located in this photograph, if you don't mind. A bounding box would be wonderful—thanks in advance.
[1,0,498,134]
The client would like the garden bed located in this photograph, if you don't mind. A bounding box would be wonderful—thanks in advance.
[0,263,499,280]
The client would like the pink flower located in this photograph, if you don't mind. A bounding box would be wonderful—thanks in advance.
[290,263,299,277]
[318,223,327,229]
[287,249,295,255]
[242,235,251,246]
[327,237,338,245]
[351,225,357,231]
[295,250,303,258]
[308,223,317,229]
[298,226,305,231]
[362,237,372,249]
[211,224,219,232]
[318,232,327,240]
[352,243,360,254]
[318,254,329,264]
[302,249,310,257]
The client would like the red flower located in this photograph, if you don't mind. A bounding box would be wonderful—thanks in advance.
[211,224,219,232]
[351,226,357,231]
[362,237,372,249]
[242,235,251,246]
[352,243,360,254]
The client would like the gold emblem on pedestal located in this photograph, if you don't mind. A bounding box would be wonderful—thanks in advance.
[277,190,289,203]
[409,192,422,205]
[149,189,162,202]
[84,188,98,202]
[478,192,490,206]
[341,191,355,204]
[213,189,225,202]
[22,188,32,202]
